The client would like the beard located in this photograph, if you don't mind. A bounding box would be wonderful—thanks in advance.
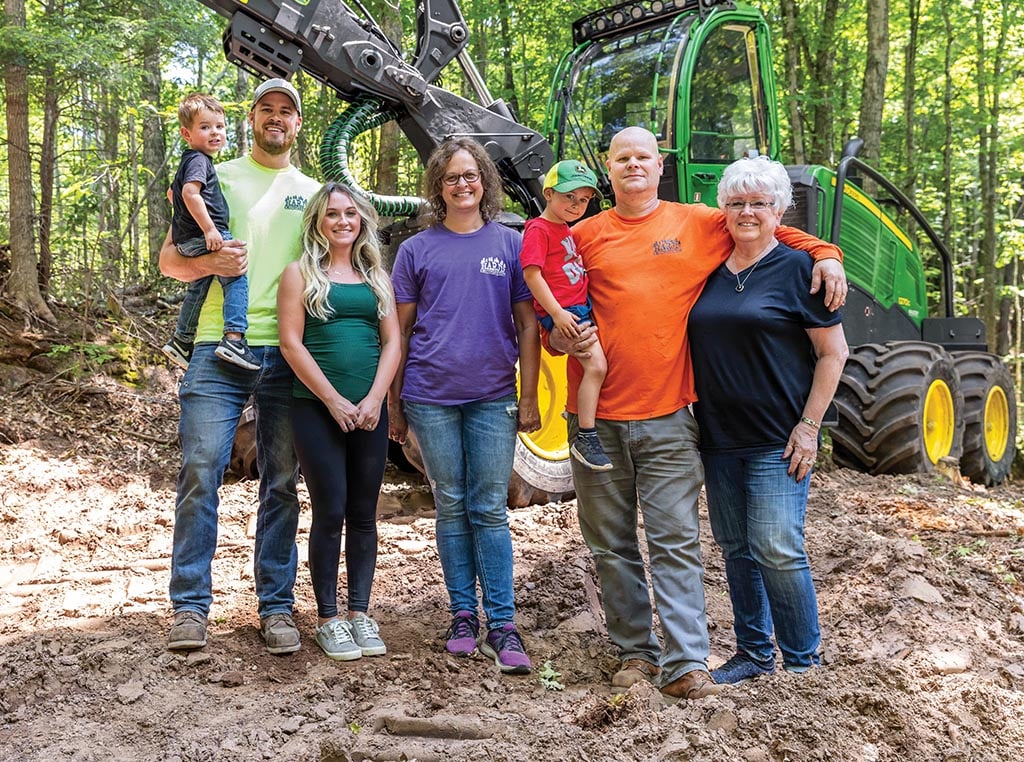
[253,126,294,156]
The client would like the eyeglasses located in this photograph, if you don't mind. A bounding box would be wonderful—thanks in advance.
[442,170,481,186]
[724,200,775,211]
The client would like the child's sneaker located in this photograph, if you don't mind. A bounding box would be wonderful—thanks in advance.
[214,335,260,371]
[162,336,193,370]
[479,623,531,674]
[315,618,361,661]
[571,431,613,471]
[444,610,480,656]
[349,613,387,657]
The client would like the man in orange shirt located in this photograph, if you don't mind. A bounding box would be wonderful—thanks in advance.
[550,127,847,701]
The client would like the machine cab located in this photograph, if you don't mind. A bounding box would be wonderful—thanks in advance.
[547,0,779,207]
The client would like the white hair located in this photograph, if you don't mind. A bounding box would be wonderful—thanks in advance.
[717,155,793,211]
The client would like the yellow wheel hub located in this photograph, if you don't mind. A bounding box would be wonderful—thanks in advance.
[517,353,570,461]
[983,385,1010,462]
[923,379,956,464]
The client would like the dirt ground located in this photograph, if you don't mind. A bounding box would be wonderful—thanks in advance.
[1,313,1024,761]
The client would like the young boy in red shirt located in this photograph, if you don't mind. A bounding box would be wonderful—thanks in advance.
[520,160,611,471]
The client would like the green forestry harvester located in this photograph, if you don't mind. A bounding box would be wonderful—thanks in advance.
[200,0,1017,498]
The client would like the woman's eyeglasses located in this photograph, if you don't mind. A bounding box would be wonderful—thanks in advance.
[442,170,481,186]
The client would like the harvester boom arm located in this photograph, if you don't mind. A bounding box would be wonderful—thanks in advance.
[195,0,551,216]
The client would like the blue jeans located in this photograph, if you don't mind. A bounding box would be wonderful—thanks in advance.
[174,232,248,341]
[702,447,820,670]
[570,407,709,684]
[403,396,519,628]
[170,343,300,619]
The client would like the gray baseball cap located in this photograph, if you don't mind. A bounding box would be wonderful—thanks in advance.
[252,78,301,114]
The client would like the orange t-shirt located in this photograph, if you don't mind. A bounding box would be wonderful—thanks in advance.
[568,201,840,421]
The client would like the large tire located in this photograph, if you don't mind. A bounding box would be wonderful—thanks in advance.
[832,341,964,475]
[952,352,1016,486]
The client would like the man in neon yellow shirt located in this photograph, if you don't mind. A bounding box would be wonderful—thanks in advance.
[159,79,320,654]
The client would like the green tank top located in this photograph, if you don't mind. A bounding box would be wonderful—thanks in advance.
[293,282,381,402]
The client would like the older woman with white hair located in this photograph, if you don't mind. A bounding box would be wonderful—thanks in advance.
[689,156,848,684]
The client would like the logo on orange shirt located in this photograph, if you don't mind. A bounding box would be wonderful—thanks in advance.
[652,239,681,255]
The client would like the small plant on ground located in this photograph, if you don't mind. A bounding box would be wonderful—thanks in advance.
[538,660,564,691]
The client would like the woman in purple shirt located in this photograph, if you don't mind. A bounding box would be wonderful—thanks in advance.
[388,138,540,675]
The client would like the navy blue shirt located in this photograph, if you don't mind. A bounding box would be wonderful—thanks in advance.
[689,243,842,454]
[171,149,230,243]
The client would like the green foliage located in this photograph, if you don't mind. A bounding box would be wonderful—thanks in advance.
[537,660,565,691]
[46,341,120,376]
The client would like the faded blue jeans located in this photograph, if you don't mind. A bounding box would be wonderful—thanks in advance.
[702,447,821,670]
[570,407,710,684]
[169,343,300,619]
[173,232,247,342]
[403,396,519,628]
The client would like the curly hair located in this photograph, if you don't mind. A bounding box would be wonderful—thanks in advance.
[717,155,793,211]
[298,182,393,321]
[421,138,504,225]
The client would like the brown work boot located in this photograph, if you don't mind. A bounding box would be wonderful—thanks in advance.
[167,610,207,651]
[660,669,725,703]
[611,658,661,694]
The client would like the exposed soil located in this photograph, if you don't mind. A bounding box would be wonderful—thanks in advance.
[1,305,1024,761]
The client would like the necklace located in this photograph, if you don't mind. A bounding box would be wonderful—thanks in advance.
[730,239,777,293]
[734,258,764,293]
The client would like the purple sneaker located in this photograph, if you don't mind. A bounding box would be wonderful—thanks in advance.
[480,623,531,674]
[444,610,479,656]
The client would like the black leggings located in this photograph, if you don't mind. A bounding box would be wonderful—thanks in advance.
[290,396,388,618]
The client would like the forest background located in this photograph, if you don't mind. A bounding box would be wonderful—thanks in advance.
[1,0,1022,452]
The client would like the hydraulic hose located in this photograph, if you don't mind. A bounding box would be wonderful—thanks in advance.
[319,94,426,218]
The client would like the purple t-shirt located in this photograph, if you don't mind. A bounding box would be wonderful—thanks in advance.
[391,221,532,405]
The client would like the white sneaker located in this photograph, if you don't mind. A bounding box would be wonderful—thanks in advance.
[315,618,361,661]
[349,613,387,656]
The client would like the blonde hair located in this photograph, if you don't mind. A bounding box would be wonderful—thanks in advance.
[178,93,225,129]
[299,182,393,321]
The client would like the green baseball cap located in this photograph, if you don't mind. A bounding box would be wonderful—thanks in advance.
[543,160,602,199]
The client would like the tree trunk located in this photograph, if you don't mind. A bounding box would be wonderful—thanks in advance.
[974,0,1010,350]
[235,68,249,159]
[779,0,806,163]
[900,0,920,201]
[858,0,889,166]
[806,0,840,163]
[3,0,55,323]
[498,5,519,118]
[38,72,58,295]
[142,41,169,273]
[97,85,124,291]
[375,3,402,197]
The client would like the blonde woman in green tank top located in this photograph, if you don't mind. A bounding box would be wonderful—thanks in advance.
[278,182,401,661]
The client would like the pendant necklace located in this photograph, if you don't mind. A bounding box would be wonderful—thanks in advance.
[731,238,778,293]
[734,259,763,292]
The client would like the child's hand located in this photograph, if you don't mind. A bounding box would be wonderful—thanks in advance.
[554,309,582,339]
[205,229,224,252]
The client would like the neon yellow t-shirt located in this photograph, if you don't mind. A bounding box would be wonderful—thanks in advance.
[195,156,320,346]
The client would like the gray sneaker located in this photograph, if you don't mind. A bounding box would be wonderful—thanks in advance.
[315,618,362,661]
[260,613,301,655]
[349,613,387,656]
[168,610,207,650]
[571,431,613,471]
